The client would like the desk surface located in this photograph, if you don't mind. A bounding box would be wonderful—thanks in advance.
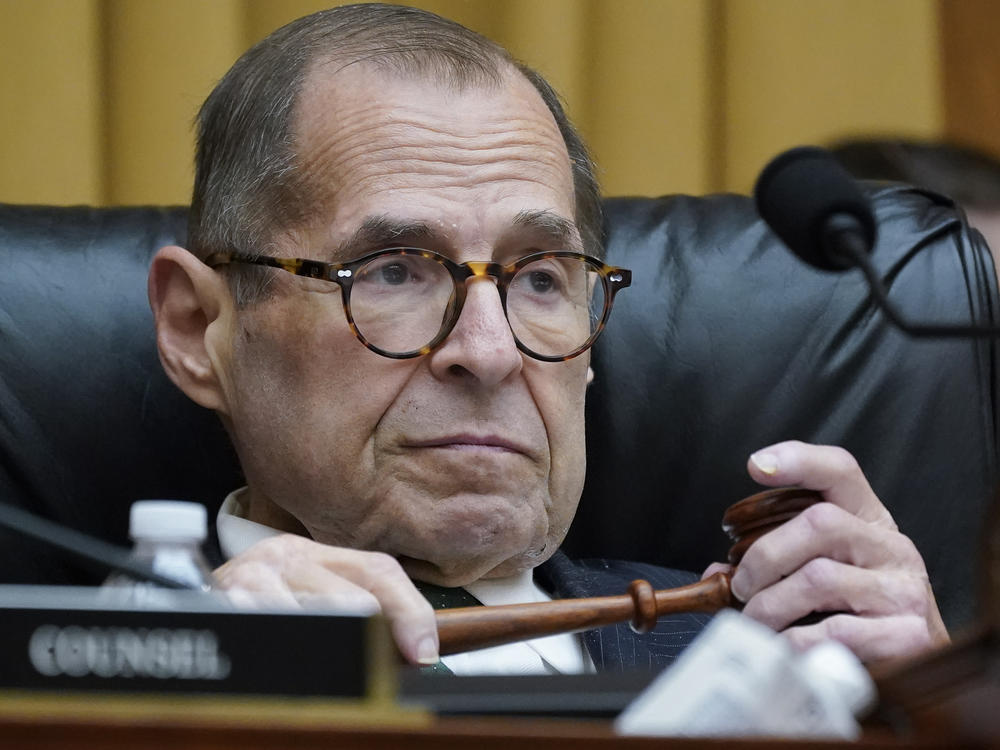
[0,713,974,750]
[0,696,993,750]
[3,626,998,750]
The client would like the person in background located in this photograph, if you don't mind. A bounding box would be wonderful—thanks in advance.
[831,137,1000,266]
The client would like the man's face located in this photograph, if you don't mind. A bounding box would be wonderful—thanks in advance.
[217,64,590,586]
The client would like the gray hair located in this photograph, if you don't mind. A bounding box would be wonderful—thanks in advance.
[188,3,602,304]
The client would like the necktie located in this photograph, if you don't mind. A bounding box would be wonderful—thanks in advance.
[413,580,481,675]
[414,580,481,609]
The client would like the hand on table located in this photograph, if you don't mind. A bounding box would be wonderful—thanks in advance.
[213,534,439,666]
[704,440,950,662]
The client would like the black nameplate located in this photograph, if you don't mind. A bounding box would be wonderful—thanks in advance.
[0,586,391,699]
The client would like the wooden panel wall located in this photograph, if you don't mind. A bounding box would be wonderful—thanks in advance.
[0,1,959,205]
[941,0,1000,160]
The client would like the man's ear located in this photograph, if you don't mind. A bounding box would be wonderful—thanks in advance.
[148,245,234,414]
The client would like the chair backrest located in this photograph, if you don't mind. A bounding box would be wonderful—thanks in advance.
[1,185,996,630]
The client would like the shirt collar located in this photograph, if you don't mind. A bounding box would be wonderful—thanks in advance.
[216,487,282,559]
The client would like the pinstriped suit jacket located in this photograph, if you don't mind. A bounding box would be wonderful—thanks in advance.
[535,551,711,671]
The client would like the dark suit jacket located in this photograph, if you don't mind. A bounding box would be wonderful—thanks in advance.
[535,551,711,671]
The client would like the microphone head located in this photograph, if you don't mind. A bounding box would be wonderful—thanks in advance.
[753,146,876,271]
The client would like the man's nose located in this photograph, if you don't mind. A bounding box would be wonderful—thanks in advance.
[426,276,522,385]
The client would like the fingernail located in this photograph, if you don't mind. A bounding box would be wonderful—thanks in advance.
[415,636,440,666]
[730,570,749,603]
[750,451,779,475]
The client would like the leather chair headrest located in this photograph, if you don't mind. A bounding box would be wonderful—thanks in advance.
[568,186,999,630]
[0,188,996,629]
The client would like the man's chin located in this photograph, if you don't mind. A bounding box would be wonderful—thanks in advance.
[399,544,556,587]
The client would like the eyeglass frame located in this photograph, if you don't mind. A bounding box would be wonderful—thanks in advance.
[204,248,632,362]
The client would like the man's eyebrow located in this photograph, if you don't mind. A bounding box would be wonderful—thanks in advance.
[331,216,437,258]
[328,211,582,259]
[512,210,582,247]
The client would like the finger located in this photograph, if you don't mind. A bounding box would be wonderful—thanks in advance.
[311,548,440,666]
[741,557,929,631]
[218,555,400,636]
[214,559,302,608]
[223,586,260,609]
[272,554,383,613]
[223,584,300,610]
[746,440,894,526]
[293,589,382,615]
[701,561,733,581]
[781,613,939,663]
[222,535,397,614]
[219,536,439,665]
[731,502,921,601]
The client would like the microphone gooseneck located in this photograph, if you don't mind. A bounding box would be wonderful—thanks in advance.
[0,502,195,589]
[753,145,1000,338]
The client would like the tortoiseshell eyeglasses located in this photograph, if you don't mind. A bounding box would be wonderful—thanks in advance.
[205,248,631,362]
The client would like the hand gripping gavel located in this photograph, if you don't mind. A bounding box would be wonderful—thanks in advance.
[435,487,822,655]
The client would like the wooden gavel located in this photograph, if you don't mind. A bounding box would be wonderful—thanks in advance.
[436,487,823,655]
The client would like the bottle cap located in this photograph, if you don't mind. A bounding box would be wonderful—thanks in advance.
[129,500,208,542]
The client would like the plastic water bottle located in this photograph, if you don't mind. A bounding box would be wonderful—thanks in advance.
[102,500,215,604]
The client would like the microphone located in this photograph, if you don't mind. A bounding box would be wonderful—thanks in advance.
[754,145,1000,338]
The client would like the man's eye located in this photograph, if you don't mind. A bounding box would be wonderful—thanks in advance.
[526,270,556,293]
[378,262,411,284]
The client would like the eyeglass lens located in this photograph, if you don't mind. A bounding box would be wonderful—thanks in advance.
[348,254,606,358]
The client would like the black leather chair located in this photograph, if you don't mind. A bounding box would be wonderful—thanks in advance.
[1,184,996,631]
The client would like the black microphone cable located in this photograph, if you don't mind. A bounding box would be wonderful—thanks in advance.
[0,502,195,589]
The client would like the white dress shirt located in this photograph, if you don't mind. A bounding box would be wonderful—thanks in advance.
[216,488,593,675]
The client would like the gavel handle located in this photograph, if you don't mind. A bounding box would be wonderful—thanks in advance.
[436,571,734,656]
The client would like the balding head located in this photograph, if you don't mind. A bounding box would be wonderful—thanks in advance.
[189,3,601,304]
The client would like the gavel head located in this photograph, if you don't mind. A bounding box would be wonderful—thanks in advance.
[722,487,824,565]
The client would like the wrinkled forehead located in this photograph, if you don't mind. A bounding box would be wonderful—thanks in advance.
[287,61,574,220]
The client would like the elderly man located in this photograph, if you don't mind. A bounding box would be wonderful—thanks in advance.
[148,3,947,674]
